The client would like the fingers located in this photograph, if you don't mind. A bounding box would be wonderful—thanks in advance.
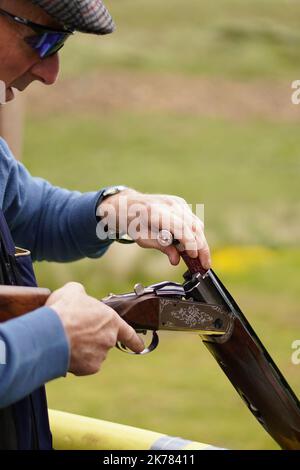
[155,208,210,266]
[109,191,210,269]
[45,281,86,306]
[195,231,211,270]
[162,245,181,265]
[117,320,145,353]
[157,198,211,269]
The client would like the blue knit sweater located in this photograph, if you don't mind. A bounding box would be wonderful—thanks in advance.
[0,137,113,407]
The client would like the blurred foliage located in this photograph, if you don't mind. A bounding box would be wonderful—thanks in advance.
[60,0,300,79]
[25,113,299,247]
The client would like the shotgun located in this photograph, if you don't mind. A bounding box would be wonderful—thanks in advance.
[0,252,299,449]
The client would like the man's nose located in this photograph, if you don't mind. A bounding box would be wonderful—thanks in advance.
[30,53,60,85]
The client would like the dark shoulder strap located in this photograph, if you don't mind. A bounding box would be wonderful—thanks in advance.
[0,209,20,449]
[0,209,39,449]
[0,211,22,285]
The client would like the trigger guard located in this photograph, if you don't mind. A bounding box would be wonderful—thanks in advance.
[116,331,159,355]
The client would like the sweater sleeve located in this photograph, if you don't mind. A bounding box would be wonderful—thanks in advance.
[0,138,113,262]
[0,307,69,408]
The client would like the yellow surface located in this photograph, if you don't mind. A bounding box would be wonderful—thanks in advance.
[49,409,215,450]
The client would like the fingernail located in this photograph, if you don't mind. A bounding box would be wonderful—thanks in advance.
[204,258,212,270]
[200,256,211,270]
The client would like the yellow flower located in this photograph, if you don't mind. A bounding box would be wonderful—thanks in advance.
[213,246,274,274]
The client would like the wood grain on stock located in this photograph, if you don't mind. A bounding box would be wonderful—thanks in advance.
[0,286,51,322]
[181,251,206,275]
[103,295,160,330]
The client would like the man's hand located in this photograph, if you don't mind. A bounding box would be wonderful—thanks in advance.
[45,282,145,375]
[97,188,211,270]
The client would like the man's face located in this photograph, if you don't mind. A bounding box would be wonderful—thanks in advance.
[0,0,63,102]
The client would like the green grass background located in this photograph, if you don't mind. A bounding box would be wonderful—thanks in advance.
[22,0,300,449]
[61,0,300,79]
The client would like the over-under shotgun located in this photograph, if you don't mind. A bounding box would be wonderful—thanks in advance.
[0,252,299,449]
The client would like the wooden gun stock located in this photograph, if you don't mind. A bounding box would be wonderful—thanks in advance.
[0,286,51,322]
[102,293,160,331]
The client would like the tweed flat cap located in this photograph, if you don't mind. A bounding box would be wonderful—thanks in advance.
[31,0,115,34]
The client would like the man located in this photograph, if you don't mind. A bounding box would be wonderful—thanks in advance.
[0,0,211,449]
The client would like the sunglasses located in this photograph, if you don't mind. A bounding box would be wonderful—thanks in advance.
[0,8,74,59]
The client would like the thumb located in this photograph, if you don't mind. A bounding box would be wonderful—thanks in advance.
[161,245,181,265]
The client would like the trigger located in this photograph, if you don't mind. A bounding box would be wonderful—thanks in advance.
[116,331,159,355]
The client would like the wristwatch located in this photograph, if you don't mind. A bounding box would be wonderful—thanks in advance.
[96,185,135,244]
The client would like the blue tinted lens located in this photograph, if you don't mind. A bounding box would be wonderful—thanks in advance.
[25,32,69,58]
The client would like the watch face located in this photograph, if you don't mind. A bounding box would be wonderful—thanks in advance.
[107,188,118,196]
[104,186,127,197]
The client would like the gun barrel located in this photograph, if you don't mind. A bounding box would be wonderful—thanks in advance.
[190,269,300,450]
